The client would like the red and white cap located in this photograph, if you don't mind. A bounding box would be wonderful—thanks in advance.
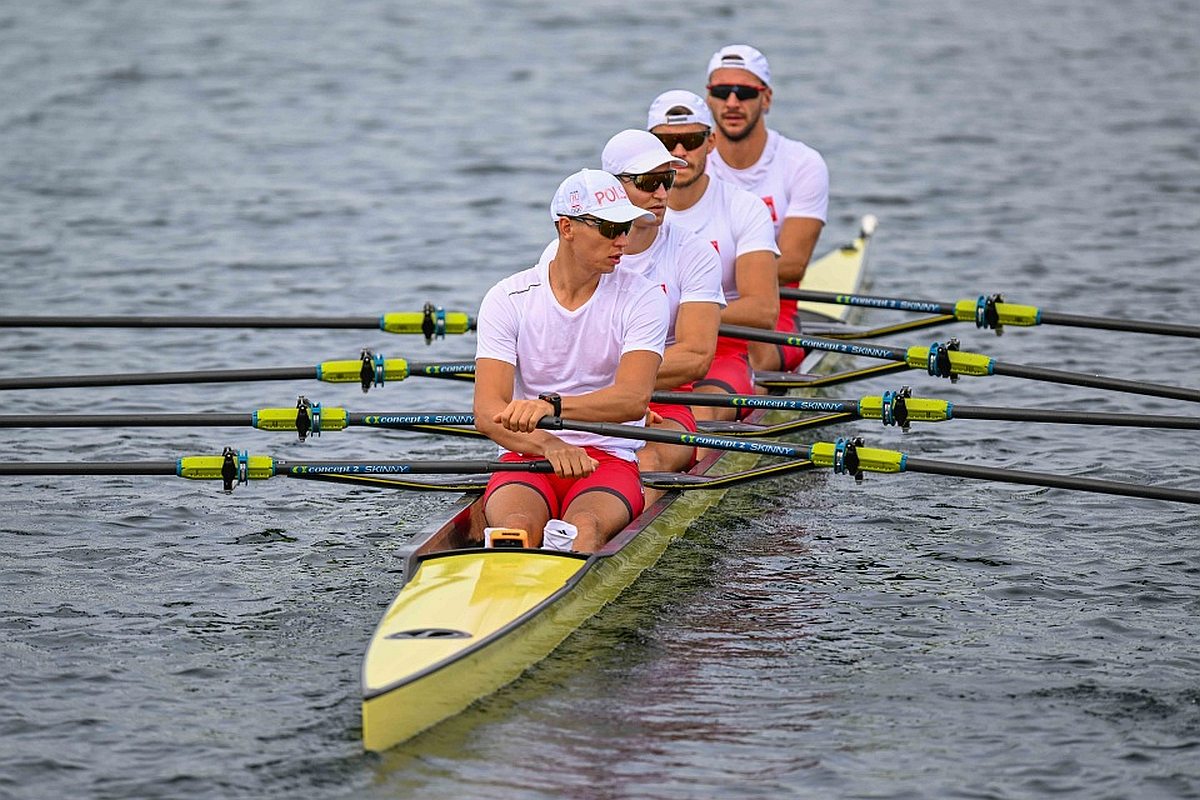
[706,44,771,86]
[601,130,687,174]
[646,90,714,130]
[549,169,655,223]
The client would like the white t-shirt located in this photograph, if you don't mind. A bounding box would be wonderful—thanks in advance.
[664,176,780,302]
[475,253,669,461]
[708,129,829,234]
[539,220,725,346]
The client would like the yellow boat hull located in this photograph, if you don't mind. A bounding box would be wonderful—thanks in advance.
[361,217,876,751]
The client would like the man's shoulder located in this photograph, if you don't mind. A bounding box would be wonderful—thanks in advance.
[490,263,544,298]
[766,128,825,168]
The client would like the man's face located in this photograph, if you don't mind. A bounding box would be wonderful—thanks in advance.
[560,215,631,273]
[706,67,772,142]
[649,125,713,189]
[617,165,676,227]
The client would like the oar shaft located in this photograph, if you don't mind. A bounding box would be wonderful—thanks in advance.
[0,461,178,476]
[903,457,1200,505]
[0,359,471,391]
[0,413,252,428]
[781,288,955,315]
[991,362,1200,403]
[0,312,477,335]
[0,367,316,390]
[0,315,382,329]
[1035,310,1200,338]
[949,405,1200,429]
[650,391,858,413]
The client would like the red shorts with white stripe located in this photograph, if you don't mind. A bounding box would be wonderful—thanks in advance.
[482,446,644,523]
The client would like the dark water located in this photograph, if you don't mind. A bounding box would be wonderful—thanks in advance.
[2,1,1199,798]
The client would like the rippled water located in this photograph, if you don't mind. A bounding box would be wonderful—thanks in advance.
[1,1,1198,798]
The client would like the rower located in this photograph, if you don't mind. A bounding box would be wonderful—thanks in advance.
[648,89,780,421]
[704,44,830,373]
[540,130,725,477]
[473,169,668,553]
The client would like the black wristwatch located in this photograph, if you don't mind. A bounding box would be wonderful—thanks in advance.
[538,391,562,417]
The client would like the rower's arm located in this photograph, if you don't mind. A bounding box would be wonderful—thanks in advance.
[722,250,780,329]
[560,349,661,421]
[776,217,824,285]
[474,358,563,454]
[475,352,662,450]
[655,301,720,389]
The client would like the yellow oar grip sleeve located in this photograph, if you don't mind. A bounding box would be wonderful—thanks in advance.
[253,407,349,431]
[380,312,472,335]
[808,442,906,473]
[858,396,951,422]
[177,455,275,480]
[316,358,409,383]
[904,347,994,376]
[953,299,1041,327]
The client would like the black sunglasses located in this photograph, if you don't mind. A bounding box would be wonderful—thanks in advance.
[568,216,633,239]
[617,170,676,193]
[707,83,767,101]
[652,130,710,152]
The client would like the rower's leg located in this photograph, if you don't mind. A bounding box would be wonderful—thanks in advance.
[562,491,633,553]
[638,418,692,508]
[691,384,736,422]
[484,483,551,548]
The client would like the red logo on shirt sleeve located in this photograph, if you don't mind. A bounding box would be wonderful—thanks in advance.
[762,196,778,222]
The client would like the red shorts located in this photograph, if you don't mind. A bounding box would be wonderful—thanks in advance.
[683,336,754,396]
[775,284,807,372]
[647,400,698,433]
[483,446,644,523]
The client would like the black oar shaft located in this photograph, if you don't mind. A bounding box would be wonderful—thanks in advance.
[0,367,316,390]
[782,288,955,315]
[0,315,382,329]
[650,391,858,413]
[950,405,1200,429]
[991,363,1200,404]
[903,457,1200,505]
[0,413,253,428]
[1035,310,1200,338]
[0,461,178,476]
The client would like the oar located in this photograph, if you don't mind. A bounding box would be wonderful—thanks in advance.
[0,449,552,492]
[7,389,1195,445]
[651,390,1200,430]
[0,351,474,392]
[782,289,1200,339]
[0,403,485,440]
[536,417,1200,505]
[720,325,1200,403]
[0,303,475,344]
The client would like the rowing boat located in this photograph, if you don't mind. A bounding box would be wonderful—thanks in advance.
[359,215,877,751]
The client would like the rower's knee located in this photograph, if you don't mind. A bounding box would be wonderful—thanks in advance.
[564,511,603,553]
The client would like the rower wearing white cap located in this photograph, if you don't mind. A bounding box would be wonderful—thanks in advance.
[705,44,830,373]
[647,89,780,421]
[474,169,668,553]
[541,131,726,476]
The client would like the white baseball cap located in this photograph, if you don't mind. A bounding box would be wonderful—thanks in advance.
[707,44,771,86]
[601,130,687,174]
[548,169,654,224]
[646,90,714,130]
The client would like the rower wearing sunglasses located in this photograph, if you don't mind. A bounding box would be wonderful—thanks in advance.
[704,44,830,374]
[474,169,668,553]
[542,131,726,479]
[647,89,781,423]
